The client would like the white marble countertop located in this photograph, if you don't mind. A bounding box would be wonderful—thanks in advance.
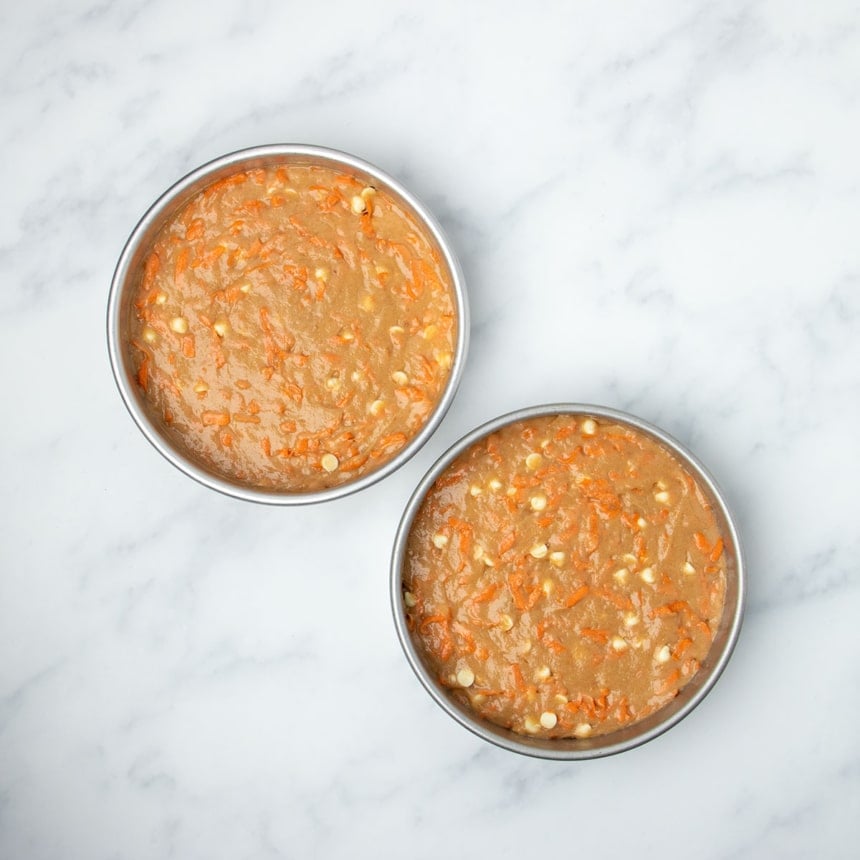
[2,1,859,857]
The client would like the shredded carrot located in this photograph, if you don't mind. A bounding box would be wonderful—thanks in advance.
[142,252,160,289]
[508,572,528,611]
[565,585,590,608]
[452,622,476,654]
[473,584,500,604]
[174,246,190,280]
[419,615,448,633]
[201,411,230,427]
[673,637,693,658]
[592,586,633,611]
[137,358,149,390]
[511,664,527,691]
[652,600,693,617]
[497,529,517,556]
[658,668,681,694]
[339,454,370,472]
[448,517,473,559]
[204,172,247,197]
[185,219,205,240]
[709,537,724,562]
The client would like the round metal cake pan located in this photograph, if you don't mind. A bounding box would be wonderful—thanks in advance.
[390,403,745,760]
[107,144,469,504]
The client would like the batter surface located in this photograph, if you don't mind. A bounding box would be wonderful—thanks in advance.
[403,414,727,739]
[128,164,456,491]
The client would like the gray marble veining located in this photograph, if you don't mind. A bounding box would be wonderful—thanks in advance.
[1,1,859,857]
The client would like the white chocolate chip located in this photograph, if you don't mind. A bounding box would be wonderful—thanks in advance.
[549,551,566,567]
[456,667,475,688]
[314,266,329,282]
[614,567,629,584]
[656,645,671,664]
[360,185,376,201]
[238,282,250,294]
[433,349,453,369]
[359,294,375,312]
[142,326,158,343]
[499,614,514,631]
[325,375,341,391]
[421,324,438,340]
[213,320,229,337]
[611,636,629,652]
[554,693,569,706]
[470,693,486,706]
[432,533,448,549]
[535,666,552,681]
[339,328,355,342]
[529,543,548,559]
[525,452,543,470]
[350,195,367,214]
[683,561,696,575]
[574,723,592,738]
[482,556,495,567]
[623,612,640,628]
[540,711,558,729]
[519,639,532,655]
[469,484,483,497]
[169,316,188,334]
[154,291,168,305]
[640,567,655,584]
[542,578,555,596]
[403,591,417,608]
[193,382,208,394]
[488,477,502,491]
[523,715,541,734]
[369,399,386,417]
[391,370,408,386]
[637,517,648,529]
[654,490,670,504]
[320,453,339,472]
[473,545,485,561]
[529,494,547,512]
[506,486,517,497]
[389,325,405,338]
[580,418,597,436]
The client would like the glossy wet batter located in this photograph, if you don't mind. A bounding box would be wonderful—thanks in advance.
[404,414,727,738]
